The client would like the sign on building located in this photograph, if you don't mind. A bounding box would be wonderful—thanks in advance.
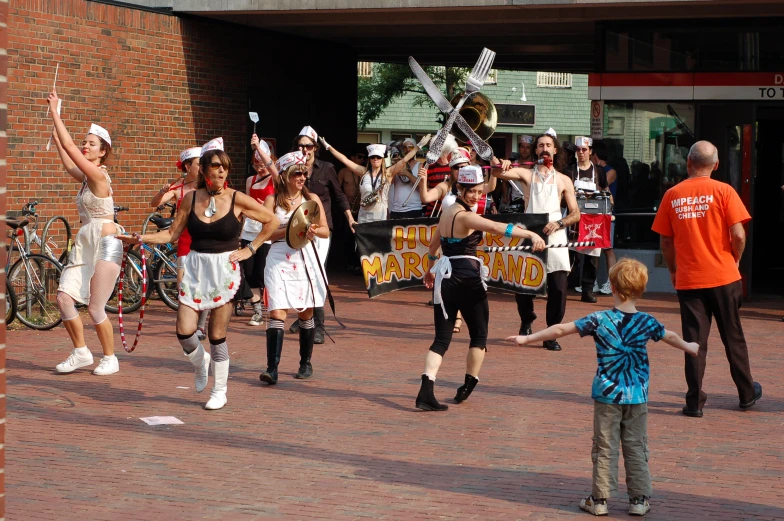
[495,103,535,126]
[591,100,604,139]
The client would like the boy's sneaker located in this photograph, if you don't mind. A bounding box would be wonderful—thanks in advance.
[600,281,613,295]
[55,348,94,373]
[629,496,650,516]
[575,282,600,294]
[93,355,120,376]
[580,496,608,516]
[248,313,264,326]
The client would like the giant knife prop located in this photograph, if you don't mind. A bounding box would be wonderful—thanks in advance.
[409,56,495,162]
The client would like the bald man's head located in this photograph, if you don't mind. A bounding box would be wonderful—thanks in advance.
[687,140,719,176]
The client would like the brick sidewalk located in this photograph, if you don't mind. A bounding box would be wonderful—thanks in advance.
[5,275,783,520]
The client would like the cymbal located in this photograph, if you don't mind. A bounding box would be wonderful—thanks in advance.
[285,200,320,250]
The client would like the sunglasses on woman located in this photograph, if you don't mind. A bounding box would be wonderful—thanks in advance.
[298,143,315,151]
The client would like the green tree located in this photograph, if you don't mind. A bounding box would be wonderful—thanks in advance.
[357,63,470,130]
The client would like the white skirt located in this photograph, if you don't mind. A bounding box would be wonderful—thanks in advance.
[179,250,241,310]
[264,240,327,312]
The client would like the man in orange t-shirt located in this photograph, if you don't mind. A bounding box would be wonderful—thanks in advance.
[652,140,762,418]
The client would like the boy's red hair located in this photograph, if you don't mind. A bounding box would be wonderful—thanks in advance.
[609,257,648,301]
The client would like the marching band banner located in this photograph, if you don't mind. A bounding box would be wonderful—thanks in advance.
[354,214,550,298]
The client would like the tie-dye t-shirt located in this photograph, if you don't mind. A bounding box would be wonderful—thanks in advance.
[574,309,666,405]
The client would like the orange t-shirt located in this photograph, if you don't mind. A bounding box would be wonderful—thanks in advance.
[651,176,750,290]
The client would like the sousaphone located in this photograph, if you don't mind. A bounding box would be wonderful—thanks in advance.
[449,91,497,144]
[285,200,320,250]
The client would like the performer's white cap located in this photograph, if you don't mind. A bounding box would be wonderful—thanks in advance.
[441,134,458,158]
[276,151,307,172]
[402,137,417,147]
[367,144,386,158]
[575,136,593,148]
[252,139,272,163]
[201,137,224,157]
[179,147,201,164]
[518,135,534,145]
[448,148,471,168]
[298,126,318,142]
[544,127,558,139]
[457,165,484,185]
[87,124,111,146]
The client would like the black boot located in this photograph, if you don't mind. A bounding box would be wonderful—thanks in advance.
[415,375,448,411]
[581,291,597,303]
[454,374,479,403]
[289,320,300,333]
[519,322,532,336]
[295,326,315,379]
[544,339,562,351]
[313,307,325,345]
[260,328,284,384]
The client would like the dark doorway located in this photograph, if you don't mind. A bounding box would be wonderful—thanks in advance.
[753,119,784,294]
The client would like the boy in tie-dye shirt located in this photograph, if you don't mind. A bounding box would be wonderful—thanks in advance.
[508,258,698,517]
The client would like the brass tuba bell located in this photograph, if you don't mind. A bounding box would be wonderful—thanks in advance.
[449,91,497,144]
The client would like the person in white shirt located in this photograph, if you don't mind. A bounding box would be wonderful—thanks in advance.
[389,138,425,219]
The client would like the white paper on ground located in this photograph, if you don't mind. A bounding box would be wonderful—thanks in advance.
[140,416,184,426]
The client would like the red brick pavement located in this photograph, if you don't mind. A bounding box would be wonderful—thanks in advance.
[5,276,783,520]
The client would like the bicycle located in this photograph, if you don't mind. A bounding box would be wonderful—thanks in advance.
[5,217,63,330]
[16,200,73,267]
[105,206,148,314]
[141,201,176,235]
[142,215,180,311]
[5,280,18,326]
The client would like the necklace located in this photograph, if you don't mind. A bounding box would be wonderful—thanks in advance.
[204,188,222,218]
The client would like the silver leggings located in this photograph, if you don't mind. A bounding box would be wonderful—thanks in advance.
[98,235,124,266]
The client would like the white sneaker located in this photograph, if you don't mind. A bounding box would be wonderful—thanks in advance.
[593,281,600,293]
[93,355,120,376]
[248,312,263,326]
[55,349,94,373]
[600,281,613,295]
[575,286,583,293]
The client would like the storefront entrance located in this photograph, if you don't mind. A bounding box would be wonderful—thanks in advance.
[753,113,784,295]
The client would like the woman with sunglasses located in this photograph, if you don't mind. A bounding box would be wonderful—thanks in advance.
[260,151,330,384]
[320,135,430,223]
[120,138,279,410]
[240,134,278,327]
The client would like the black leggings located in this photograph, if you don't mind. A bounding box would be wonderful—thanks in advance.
[430,276,489,356]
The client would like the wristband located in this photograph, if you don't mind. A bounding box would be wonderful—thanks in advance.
[504,223,514,238]
[264,160,273,167]
[427,253,439,261]
[247,242,257,255]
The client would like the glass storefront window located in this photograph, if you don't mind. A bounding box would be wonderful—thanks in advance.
[601,102,696,249]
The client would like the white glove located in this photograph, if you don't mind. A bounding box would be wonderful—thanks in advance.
[319,136,331,151]
[417,133,432,149]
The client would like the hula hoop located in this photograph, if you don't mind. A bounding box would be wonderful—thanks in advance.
[118,240,148,353]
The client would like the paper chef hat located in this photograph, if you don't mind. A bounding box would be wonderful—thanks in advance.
[298,126,318,142]
[448,148,471,168]
[276,151,308,172]
[252,140,272,163]
[574,136,593,148]
[366,144,387,158]
[544,128,558,139]
[402,137,417,147]
[177,147,201,169]
[518,135,534,145]
[201,137,224,157]
[87,124,111,147]
[457,165,484,185]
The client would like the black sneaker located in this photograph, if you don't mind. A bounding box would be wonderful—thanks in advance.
[739,382,763,409]
[519,322,532,336]
[681,406,703,417]
[544,340,562,351]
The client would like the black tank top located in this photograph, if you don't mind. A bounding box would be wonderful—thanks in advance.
[440,199,483,278]
[188,191,242,253]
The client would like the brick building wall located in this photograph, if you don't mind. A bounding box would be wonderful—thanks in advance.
[1,0,8,514]
[6,0,357,234]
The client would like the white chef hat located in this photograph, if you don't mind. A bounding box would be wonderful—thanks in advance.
[367,144,386,158]
[574,136,593,148]
[441,134,458,158]
[457,165,484,185]
[201,137,224,157]
[448,148,471,168]
[276,151,308,172]
[544,128,558,139]
[177,147,201,169]
[298,126,318,142]
[252,140,272,163]
[518,135,534,145]
[87,124,111,147]
[402,137,417,148]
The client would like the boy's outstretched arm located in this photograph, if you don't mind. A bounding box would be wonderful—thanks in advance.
[506,322,579,346]
[662,330,699,356]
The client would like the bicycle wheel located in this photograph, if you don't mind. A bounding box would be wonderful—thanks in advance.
[8,254,63,330]
[5,280,18,325]
[154,254,180,311]
[141,212,162,235]
[105,249,150,314]
[41,215,73,265]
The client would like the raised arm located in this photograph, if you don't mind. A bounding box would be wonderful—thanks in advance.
[149,178,181,208]
[251,134,279,179]
[388,134,431,178]
[661,330,699,356]
[418,169,448,204]
[51,129,85,182]
[320,137,365,176]
[506,322,579,345]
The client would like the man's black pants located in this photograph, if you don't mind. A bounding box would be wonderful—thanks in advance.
[677,280,756,410]
[515,271,568,326]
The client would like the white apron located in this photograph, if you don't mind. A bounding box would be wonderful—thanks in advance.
[526,167,571,273]
[264,205,327,311]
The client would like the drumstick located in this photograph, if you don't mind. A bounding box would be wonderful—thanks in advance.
[44,63,59,117]
[483,241,595,252]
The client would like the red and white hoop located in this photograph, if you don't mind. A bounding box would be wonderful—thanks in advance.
[118,239,148,353]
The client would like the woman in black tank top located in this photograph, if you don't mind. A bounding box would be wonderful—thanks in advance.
[121,143,279,411]
[415,165,546,412]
